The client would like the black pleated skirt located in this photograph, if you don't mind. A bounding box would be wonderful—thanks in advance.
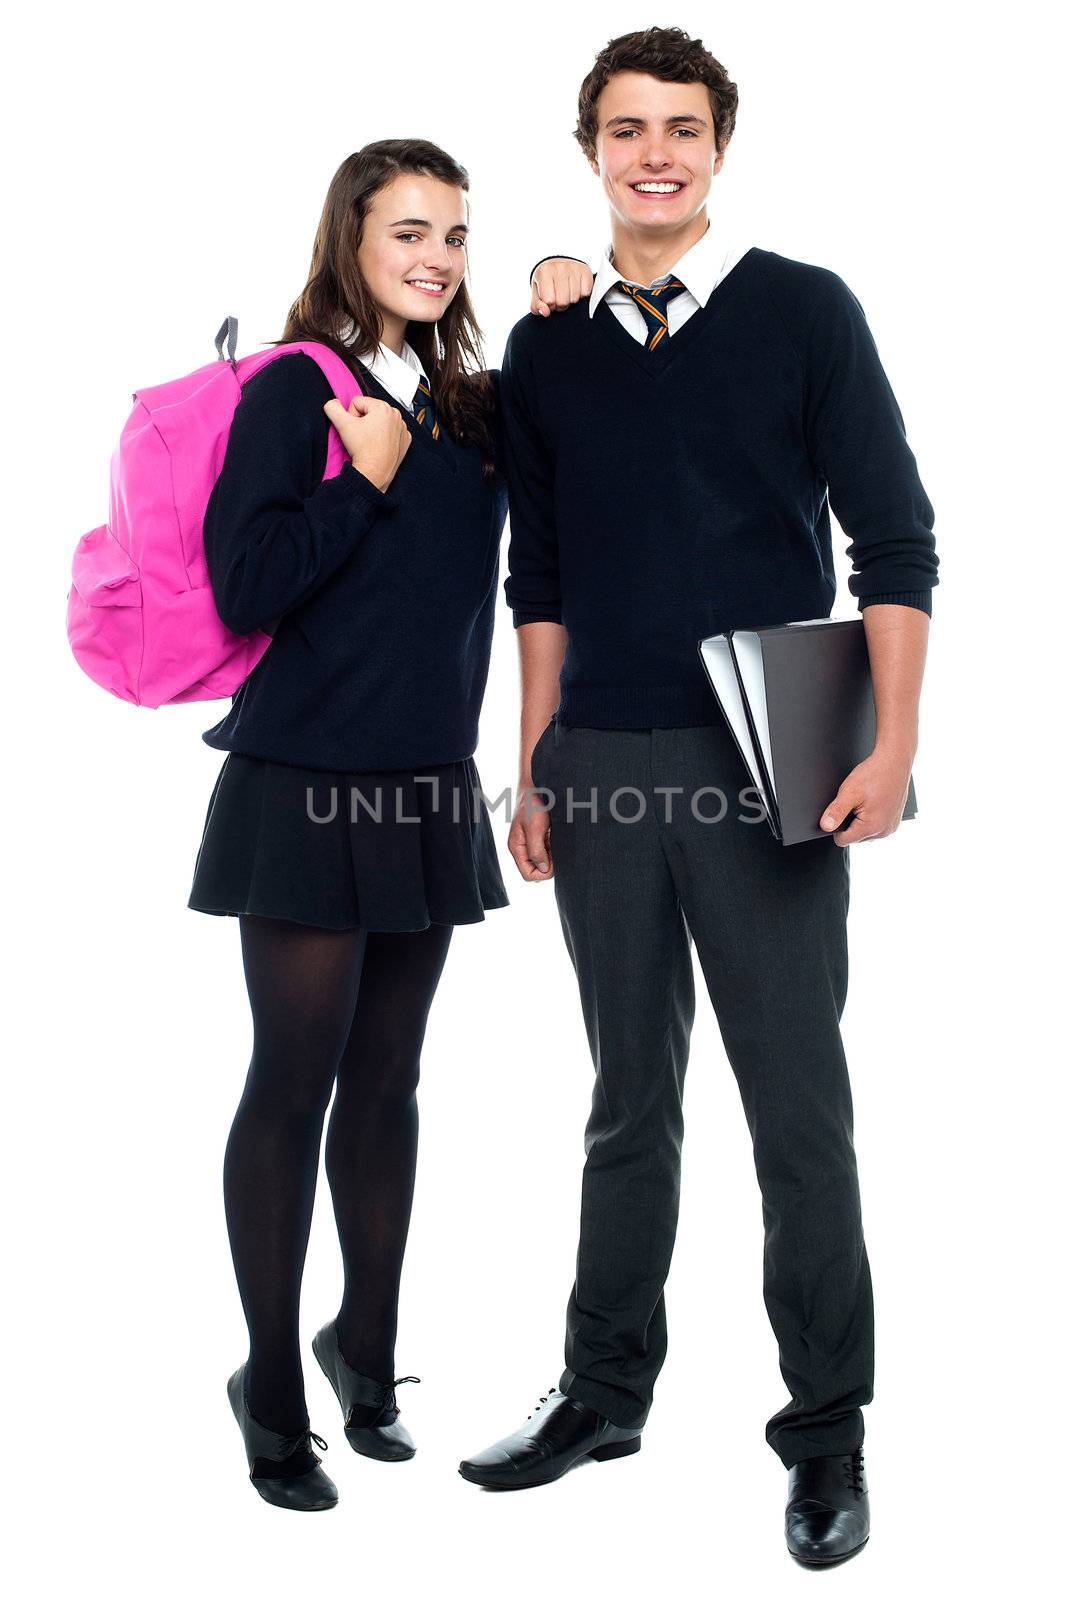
[187,751,510,932]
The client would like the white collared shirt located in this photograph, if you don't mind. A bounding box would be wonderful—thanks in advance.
[337,318,428,411]
[589,219,752,341]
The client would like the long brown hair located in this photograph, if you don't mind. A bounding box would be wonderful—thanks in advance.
[278,139,498,480]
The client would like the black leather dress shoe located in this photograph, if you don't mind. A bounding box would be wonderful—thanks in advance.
[312,1320,419,1462]
[785,1448,869,1566]
[458,1387,643,1490]
[227,1365,338,1511]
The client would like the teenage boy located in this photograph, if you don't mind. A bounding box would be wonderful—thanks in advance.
[460,27,938,1569]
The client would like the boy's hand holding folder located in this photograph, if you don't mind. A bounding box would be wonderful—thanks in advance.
[818,742,918,847]
[698,617,919,847]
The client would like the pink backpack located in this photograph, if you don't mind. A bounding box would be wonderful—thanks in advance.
[67,318,362,707]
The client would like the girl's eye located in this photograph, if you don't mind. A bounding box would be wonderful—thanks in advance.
[396,232,465,248]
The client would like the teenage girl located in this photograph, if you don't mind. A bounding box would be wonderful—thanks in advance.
[187,137,579,1509]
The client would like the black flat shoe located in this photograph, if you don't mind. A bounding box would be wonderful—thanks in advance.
[311,1320,419,1462]
[227,1364,338,1511]
[458,1387,643,1490]
[785,1448,869,1566]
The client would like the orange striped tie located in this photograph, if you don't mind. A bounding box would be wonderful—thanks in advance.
[616,277,688,351]
[414,377,441,440]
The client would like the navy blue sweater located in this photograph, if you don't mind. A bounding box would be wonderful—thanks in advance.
[200,353,508,770]
[502,246,938,730]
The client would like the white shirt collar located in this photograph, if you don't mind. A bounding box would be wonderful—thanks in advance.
[588,218,738,317]
[337,319,427,410]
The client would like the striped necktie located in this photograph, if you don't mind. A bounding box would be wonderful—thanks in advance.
[413,376,441,440]
[616,277,689,351]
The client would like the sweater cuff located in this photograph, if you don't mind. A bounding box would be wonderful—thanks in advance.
[512,609,564,628]
[336,460,395,508]
[529,255,587,285]
[305,459,401,531]
[858,590,933,618]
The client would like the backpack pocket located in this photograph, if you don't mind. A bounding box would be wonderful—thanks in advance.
[68,524,145,702]
[71,523,143,606]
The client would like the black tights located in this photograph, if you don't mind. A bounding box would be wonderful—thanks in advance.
[224,913,453,1435]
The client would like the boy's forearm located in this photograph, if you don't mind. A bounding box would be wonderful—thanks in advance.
[517,621,568,783]
[862,602,929,757]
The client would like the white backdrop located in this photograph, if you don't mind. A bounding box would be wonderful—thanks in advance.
[4,1,1061,1594]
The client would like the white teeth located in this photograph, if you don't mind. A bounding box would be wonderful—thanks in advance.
[634,182,682,193]
[409,280,445,292]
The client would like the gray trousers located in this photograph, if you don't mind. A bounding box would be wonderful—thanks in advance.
[530,718,874,1467]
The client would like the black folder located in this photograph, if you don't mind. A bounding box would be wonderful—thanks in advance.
[698,618,917,846]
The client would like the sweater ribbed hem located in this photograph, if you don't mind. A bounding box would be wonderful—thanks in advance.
[513,608,563,627]
[559,682,726,730]
[857,589,933,616]
[200,731,479,772]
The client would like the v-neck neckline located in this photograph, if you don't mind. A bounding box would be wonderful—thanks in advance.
[589,246,760,379]
[351,358,459,477]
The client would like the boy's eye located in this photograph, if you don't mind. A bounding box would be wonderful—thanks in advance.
[447,236,467,249]
[613,126,700,138]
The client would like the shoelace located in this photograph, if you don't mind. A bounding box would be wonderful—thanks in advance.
[348,1375,421,1426]
[843,1451,866,1495]
[527,1386,559,1420]
[270,1426,328,1464]
[384,1374,420,1414]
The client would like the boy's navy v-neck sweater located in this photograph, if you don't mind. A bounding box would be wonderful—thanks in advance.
[501,245,939,730]
[200,353,508,770]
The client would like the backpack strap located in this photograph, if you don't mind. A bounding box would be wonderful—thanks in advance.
[235,340,362,406]
[234,340,365,479]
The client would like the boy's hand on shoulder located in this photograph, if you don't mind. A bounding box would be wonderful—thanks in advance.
[530,258,594,317]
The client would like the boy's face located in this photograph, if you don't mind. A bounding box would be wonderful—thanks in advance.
[590,70,725,235]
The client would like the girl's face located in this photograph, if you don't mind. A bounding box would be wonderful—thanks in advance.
[357,173,469,349]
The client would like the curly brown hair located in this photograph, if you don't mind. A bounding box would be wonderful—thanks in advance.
[277,139,498,481]
[574,26,739,162]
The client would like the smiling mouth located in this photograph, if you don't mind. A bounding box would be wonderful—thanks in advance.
[630,181,686,195]
[407,279,447,295]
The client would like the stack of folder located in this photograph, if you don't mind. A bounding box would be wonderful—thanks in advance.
[698,617,918,846]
